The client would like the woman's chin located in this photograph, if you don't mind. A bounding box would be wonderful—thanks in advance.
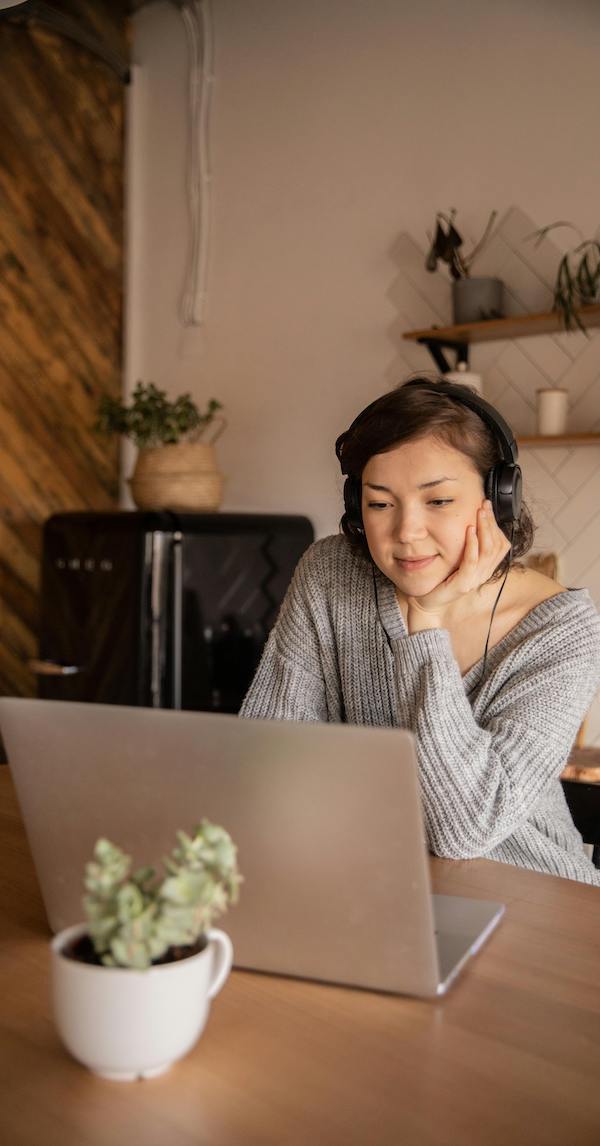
[391,568,447,596]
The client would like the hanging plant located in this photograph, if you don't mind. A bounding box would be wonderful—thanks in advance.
[528,221,600,333]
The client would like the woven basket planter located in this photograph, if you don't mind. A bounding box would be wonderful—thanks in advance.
[128,443,224,512]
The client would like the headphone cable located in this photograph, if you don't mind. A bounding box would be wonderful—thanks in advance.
[477,522,515,686]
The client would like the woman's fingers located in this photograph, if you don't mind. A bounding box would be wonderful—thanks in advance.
[461,505,511,590]
[478,501,504,557]
[464,523,479,565]
[477,502,493,554]
[477,501,511,569]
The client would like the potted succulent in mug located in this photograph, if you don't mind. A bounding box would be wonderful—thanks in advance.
[51,820,242,1081]
[96,382,226,511]
[425,208,504,324]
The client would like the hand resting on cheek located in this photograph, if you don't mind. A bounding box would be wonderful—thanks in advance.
[407,499,512,628]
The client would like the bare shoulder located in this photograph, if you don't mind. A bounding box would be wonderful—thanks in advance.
[506,564,567,615]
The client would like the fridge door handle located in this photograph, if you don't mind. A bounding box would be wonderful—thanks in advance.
[172,531,182,709]
[28,659,81,676]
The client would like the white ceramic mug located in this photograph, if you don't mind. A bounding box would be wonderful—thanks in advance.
[536,388,568,435]
[51,924,233,1081]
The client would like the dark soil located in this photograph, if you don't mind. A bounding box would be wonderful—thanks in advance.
[62,933,208,967]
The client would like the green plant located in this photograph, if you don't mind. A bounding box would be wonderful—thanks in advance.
[528,221,600,333]
[83,821,242,969]
[425,209,498,280]
[96,382,224,450]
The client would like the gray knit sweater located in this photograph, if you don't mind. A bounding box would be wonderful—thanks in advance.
[240,534,600,886]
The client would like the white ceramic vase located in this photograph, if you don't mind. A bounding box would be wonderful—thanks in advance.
[536,388,568,436]
[444,363,484,396]
[51,924,233,1081]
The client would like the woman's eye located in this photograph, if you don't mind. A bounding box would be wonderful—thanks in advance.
[366,501,389,510]
[428,499,454,507]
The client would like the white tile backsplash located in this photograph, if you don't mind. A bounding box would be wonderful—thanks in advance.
[499,378,537,433]
[531,446,570,476]
[553,328,591,361]
[513,335,571,382]
[554,448,600,495]
[553,479,600,544]
[501,259,554,315]
[559,337,600,409]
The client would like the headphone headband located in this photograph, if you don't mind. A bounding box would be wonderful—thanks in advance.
[406,380,519,465]
[336,380,518,472]
[337,379,522,528]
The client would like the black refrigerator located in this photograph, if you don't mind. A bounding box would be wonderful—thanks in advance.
[35,511,314,713]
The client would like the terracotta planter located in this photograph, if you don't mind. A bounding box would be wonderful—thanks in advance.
[129,442,225,512]
[51,924,233,1081]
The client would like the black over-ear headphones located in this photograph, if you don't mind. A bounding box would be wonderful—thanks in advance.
[335,380,522,533]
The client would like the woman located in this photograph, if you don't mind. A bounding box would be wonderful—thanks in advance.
[240,378,600,885]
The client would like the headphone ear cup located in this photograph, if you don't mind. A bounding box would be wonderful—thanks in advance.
[344,477,364,533]
[484,466,498,519]
[486,463,522,525]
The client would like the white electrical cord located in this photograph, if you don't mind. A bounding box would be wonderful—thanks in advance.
[178,0,214,327]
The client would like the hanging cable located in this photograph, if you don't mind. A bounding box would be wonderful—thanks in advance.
[177,0,214,327]
[477,523,516,687]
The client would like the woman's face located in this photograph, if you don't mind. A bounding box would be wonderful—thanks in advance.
[361,434,487,597]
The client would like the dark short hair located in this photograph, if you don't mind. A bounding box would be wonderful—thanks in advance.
[336,377,535,579]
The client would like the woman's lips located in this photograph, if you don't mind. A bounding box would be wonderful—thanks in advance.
[394,555,437,572]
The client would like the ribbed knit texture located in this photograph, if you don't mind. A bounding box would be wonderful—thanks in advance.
[240,534,600,886]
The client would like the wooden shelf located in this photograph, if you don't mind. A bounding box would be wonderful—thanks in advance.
[518,433,600,447]
[402,304,600,346]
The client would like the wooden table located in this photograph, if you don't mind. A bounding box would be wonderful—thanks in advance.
[1,769,599,1146]
[562,746,600,784]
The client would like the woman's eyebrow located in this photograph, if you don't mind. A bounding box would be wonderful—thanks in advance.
[364,477,457,493]
[418,476,458,489]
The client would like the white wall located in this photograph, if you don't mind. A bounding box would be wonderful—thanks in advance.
[127,0,600,738]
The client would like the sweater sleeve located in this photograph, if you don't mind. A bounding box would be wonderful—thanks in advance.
[393,616,600,860]
[239,545,332,722]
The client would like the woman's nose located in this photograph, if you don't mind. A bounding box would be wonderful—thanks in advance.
[394,507,428,541]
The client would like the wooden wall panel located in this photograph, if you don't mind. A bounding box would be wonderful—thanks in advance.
[0,1,128,698]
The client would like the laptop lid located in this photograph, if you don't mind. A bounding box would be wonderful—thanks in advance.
[0,698,501,997]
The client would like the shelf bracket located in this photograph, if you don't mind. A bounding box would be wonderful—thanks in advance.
[417,337,470,375]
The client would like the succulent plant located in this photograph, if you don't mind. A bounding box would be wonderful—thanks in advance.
[96,381,224,450]
[83,821,242,969]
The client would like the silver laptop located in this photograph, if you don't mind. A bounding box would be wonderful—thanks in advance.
[0,698,504,998]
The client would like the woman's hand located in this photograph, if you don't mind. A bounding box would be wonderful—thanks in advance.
[406,500,512,632]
